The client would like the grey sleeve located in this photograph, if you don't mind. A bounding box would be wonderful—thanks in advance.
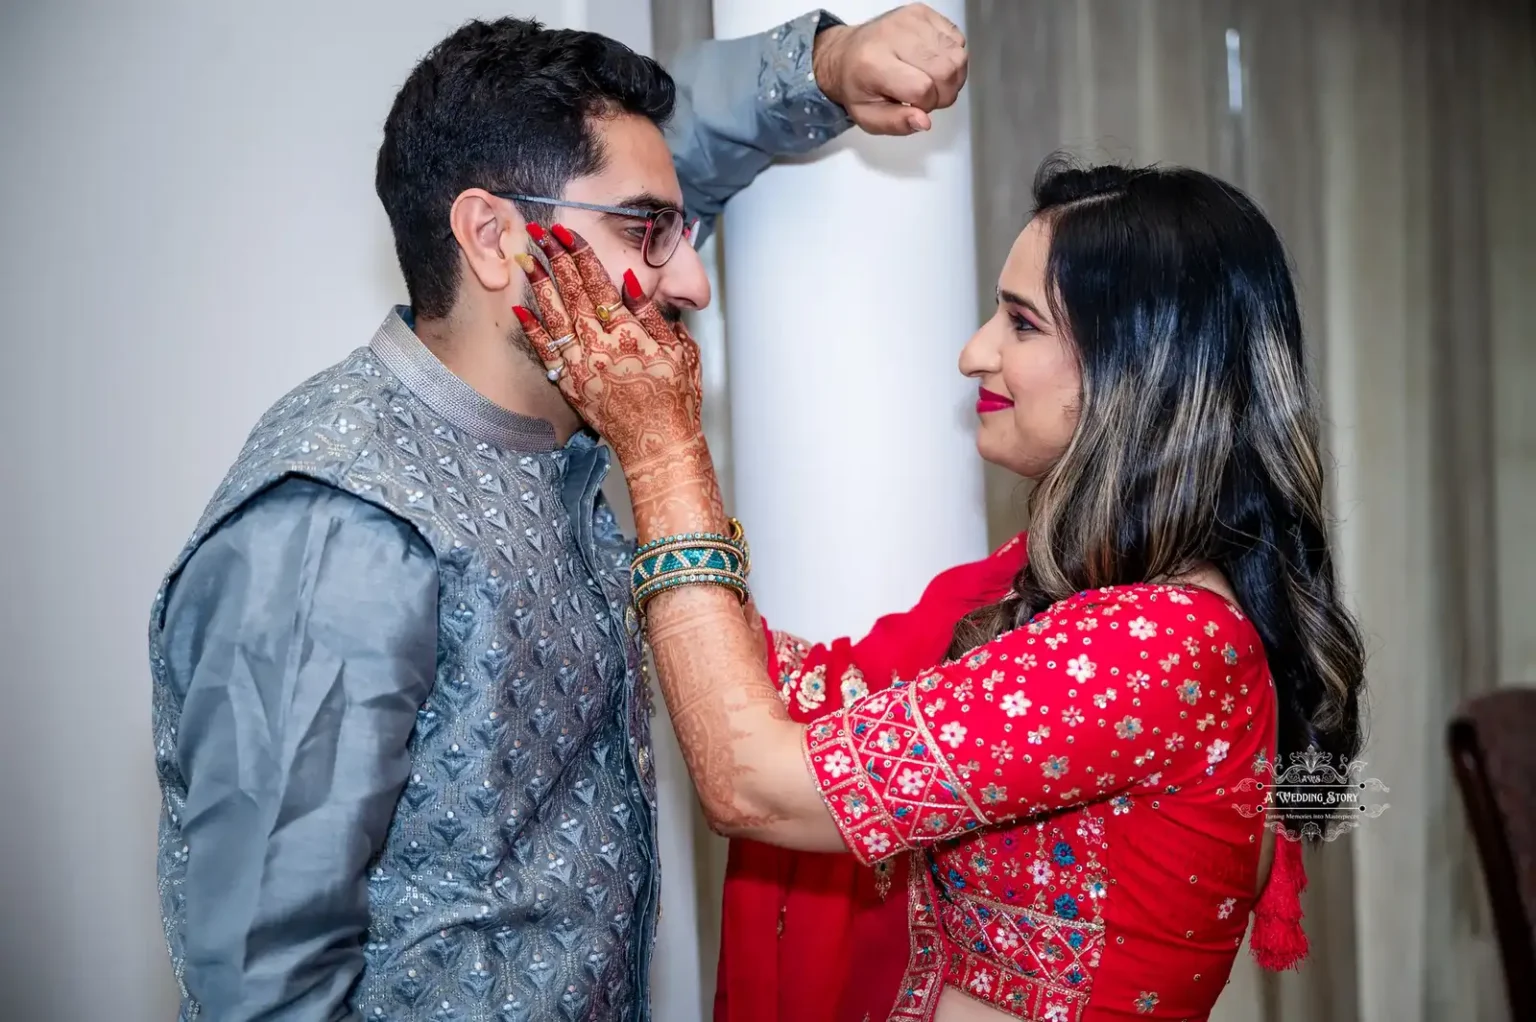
[667,9,855,243]
[163,477,438,1022]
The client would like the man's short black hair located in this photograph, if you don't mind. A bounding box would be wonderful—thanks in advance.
[376,18,675,319]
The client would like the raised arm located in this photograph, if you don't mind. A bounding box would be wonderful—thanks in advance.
[513,231,846,849]
[510,229,1157,859]
[163,479,438,1019]
[666,11,850,242]
[665,4,969,241]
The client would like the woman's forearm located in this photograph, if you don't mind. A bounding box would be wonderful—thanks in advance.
[510,225,839,847]
[622,441,840,847]
[623,434,728,541]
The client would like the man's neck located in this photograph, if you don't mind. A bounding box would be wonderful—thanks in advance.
[413,311,584,446]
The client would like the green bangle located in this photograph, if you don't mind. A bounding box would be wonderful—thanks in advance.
[634,518,748,562]
[635,570,749,611]
[631,517,752,612]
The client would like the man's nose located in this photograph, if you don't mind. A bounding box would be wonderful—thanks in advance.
[654,243,711,312]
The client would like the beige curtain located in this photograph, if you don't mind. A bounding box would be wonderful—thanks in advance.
[967,2,1536,1020]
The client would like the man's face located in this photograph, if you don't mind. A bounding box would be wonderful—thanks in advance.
[549,113,711,321]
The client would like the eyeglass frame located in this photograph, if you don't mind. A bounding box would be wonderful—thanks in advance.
[495,193,701,268]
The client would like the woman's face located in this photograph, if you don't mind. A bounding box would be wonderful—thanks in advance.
[959,218,1082,479]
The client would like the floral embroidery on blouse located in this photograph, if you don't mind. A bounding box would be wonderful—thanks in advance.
[771,629,813,708]
[802,583,1275,1021]
[796,664,828,714]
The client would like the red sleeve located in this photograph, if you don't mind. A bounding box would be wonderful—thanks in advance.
[802,583,1264,866]
[763,534,1026,723]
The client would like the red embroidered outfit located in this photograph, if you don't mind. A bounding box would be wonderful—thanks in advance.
[718,536,1301,1022]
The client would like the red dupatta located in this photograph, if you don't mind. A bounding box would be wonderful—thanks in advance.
[714,536,1029,1022]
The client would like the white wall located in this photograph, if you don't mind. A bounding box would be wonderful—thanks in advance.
[0,2,651,1018]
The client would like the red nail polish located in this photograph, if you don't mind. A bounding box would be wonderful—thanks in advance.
[550,224,575,247]
[623,269,644,301]
[512,306,535,327]
[525,222,547,242]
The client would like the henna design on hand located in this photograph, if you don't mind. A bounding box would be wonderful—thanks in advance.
[624,434,725,537]
[524,226,705,477]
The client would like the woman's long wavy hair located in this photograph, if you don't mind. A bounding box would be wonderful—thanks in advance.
[949,158,1366,834]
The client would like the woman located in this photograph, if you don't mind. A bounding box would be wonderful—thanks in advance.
[513,159,1365,1022]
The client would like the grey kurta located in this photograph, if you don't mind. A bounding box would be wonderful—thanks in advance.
[153,10,853,1022]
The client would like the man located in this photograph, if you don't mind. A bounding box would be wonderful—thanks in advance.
[149,5,967,1022]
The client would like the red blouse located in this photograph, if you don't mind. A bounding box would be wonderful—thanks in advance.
[802,577,1278,1021]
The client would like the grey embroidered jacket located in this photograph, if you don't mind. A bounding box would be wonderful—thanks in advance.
[149,12,851,1022]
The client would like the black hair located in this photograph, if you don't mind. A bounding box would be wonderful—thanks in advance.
[376,18,675,318]
[951,157,1367,838]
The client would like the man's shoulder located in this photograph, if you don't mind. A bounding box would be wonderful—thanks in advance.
[219,347,399,492]
[179,476,431,593]
[159,347,408,579]
[243,345,393,448]
[209,475,407,540]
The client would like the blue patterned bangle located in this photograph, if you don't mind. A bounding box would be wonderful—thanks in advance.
[631,518,752,611]
[631,543,746,592]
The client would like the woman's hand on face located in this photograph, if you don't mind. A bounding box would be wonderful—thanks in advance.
[512,224,704,466]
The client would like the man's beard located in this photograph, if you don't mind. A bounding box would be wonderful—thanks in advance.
[509,281,684,367]
[510,281,543,366]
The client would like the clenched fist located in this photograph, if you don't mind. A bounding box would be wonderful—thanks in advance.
[812,4,969,136]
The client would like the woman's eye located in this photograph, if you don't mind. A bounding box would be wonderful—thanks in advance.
[1009,312,1037,334]
[625,226,650,243]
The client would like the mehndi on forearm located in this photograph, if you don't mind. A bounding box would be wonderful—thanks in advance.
[626,447,798,833]
[624,434,727,540]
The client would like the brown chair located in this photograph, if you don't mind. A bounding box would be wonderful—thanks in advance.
[1448,687,1536,1021]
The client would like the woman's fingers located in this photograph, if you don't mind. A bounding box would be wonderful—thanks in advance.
[519,230,575,344]
[621,268,676,341]
[528,222,598,324]
[512,246,586,394]
[512,304,583,398]
[553,225,636,332]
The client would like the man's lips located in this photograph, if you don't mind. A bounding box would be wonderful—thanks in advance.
[977,387,1014,413]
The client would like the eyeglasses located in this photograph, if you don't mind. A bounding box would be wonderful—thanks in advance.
[496,193,701,269]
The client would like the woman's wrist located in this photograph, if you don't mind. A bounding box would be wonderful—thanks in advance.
[620,432,728,543]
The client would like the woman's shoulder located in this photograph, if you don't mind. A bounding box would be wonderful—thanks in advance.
[980,581,1264,675]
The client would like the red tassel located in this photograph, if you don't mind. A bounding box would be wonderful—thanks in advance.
[1250,835,1309,971]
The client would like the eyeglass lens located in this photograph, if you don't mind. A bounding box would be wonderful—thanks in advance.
[645,209,685,268]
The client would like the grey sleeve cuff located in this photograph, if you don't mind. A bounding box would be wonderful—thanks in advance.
[752,10,855,155]
[667,9,855,242]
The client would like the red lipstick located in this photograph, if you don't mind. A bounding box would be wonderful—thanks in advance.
[977,386,1014,414]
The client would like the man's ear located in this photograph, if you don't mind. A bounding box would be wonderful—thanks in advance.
[449,188,524,294]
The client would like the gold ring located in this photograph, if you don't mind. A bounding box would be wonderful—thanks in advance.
[595,301,623,323]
